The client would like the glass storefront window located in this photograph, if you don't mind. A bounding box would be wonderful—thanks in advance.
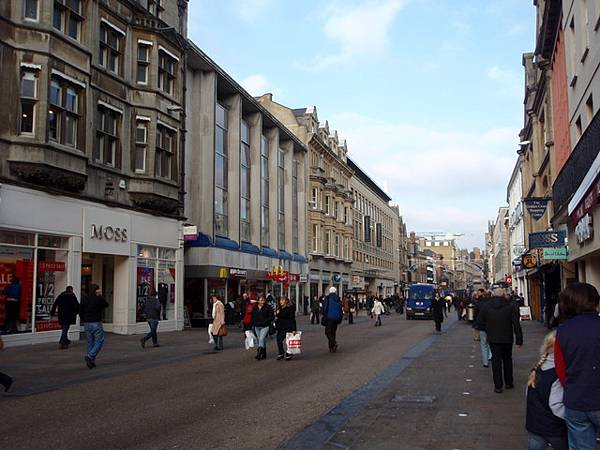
[0,246,34,333]
[38,234,69,249]
[0,229,35,246]
[136,245,176,322]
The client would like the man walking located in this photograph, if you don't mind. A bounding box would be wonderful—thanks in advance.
[322,286,343,353]
[432,291,447,332]
[473,290,492,367]
[310,296,320,325]
[140,289,161,348]
[80,285,109,369]
[51,286,79,349]
[476,287,523,393]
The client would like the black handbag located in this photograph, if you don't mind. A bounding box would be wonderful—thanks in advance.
[268,323,277,335]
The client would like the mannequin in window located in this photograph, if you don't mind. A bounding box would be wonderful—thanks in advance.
[157,283,169,320]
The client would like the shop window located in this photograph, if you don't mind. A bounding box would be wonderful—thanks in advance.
[0,230,35,246]
[136,245,176,322]
[20,71,37,135]
[0,246,34,334]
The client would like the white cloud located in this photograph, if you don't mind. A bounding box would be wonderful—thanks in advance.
[233,0,273,22]
[330,112,518,248]
[239,74,279,96]
[302,0,407,70]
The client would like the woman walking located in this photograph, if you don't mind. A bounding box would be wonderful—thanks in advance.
[211,295,226,351]
[275,296,296,361]
[432,291,447,332]
[251,295,274,360]
[372,297,385,326]
[526,331,568,450]
[554,283,600,449]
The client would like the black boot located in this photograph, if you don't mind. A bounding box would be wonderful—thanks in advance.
[255,347,261,360]
[261,347,267,360]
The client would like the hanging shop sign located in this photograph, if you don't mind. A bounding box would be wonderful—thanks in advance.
[522,252,538,269]
[543,247,568,260]
[183,225,198,241]
[504,275,513,285]
[332,274,342,283]
[525,198,550,220]
[529,231,566,249]
[575,214,593,244]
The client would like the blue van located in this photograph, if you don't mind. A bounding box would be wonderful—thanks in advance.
[406,283,436,320]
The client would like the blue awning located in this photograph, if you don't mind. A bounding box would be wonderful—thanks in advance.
[261,246,278,258]
[186,232,212,247]
[240,241,260,254]
[278,250,293,260]
[215,236,239,251]
[293,253,308,263]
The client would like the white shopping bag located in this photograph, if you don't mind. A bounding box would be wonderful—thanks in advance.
[285,331,302,355]
[208,324,214,344]
[245,330,257,350]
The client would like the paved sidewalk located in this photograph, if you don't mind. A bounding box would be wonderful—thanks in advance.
[286,317,549,450]
[0,312,371,397]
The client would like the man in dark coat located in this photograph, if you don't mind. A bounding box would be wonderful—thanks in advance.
[323,287,343,353]
[80,285,109,369]
[432,291,447,332]
[51,286,80,349]
[476,287,523,393]
[140,291,161,348]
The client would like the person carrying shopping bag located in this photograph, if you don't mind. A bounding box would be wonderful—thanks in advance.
[251,295,274,360]
[211,295,226,351]
[275,296,296,361]
[372,297,385,327]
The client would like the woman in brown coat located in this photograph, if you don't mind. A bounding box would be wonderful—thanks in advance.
[211,295,226,351]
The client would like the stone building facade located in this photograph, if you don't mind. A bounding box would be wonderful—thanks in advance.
[0,0,188,345]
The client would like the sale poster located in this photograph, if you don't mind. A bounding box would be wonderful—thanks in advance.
[137,267,154,322]
[35,261,65,332]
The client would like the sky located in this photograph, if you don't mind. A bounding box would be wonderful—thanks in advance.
[187,0,536,249]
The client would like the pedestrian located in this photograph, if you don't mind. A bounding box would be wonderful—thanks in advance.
[51,286,79,349]
[140,289,161,348]
[0,335,13,392]
[275,296,296,361]
[456,296,464,321]
[554,283,600,449]
[348,296,355,324]
[241,293,257,331]
[432,291,446,332]
[526,331,568,450]
[372,297,385,326]
[80,285,109,369]
[211,295,226,351]
[475,287,523,393]
[310,295,320,325]
[322,286,343,353]
[3,277,21,333]
[473,290,492,367]
[251,295,274,360]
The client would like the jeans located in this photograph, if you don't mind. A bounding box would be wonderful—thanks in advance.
[489,342,513,389]
[60,323,71,345]
[143,319,159,345]
[375,314,382,326]
[276,330,287,356]
[84,322,105,361]
[254,326,269,348]
[527,432,568,450]
[479,331,492,365]
[565,407,600,450]
[213,335,223,350]
[325,320,339,350]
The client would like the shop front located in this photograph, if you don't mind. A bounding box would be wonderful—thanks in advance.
[0,185,183,347]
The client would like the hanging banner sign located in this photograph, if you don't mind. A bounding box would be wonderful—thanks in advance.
[525,198,549,220]
[543,247,568,260]
[571,174,600,224]
[522,252,538,269]
[529,231,566,249]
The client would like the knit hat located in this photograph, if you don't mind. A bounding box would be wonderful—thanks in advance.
[329,286,337,294]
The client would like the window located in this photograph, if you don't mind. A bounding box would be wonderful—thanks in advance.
[48,77,80,147]
[158,49,177,95]
[343,237,349,260]
[277,147,285,250]
[53,0,82,40]
[20,72,37,134]
[335,234,340,257]
[586,94,594,123]
[325,230,331,255]
[156,124,175,179]
[137,43,151,84]
[95,105,121,167]
[24,0,38,20]
[134,121,147,172]
[334,201,339,220]
[344,206,349,225]
[292,160,299,253]
[312,224,320,253]
[148,0,163,18]
[240,120,251,242]
[215,103,228,236]
[260,135,269,246]
[576,116,583,140]
[325,196,331,216]
[311,187,319,209]
[99,21,124,75]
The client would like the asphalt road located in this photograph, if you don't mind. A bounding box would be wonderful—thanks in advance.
[0,313,439,450]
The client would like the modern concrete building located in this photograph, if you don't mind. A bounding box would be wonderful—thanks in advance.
[183,47,309,322]
[256,97,354,299]
[349,158,399,297]
[0,0,188,346]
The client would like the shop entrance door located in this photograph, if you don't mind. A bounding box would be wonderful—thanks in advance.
[81,254,115,324]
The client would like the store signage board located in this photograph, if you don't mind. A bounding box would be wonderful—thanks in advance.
[83,208,131,256]
[525,198,549,220]
[529,231,566,249]
[571,175,600,224]
[519,306,532,320]
[183,225,198,241]
[575,214,593,244]
[543,247,568,260]
[522,253,538,269]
